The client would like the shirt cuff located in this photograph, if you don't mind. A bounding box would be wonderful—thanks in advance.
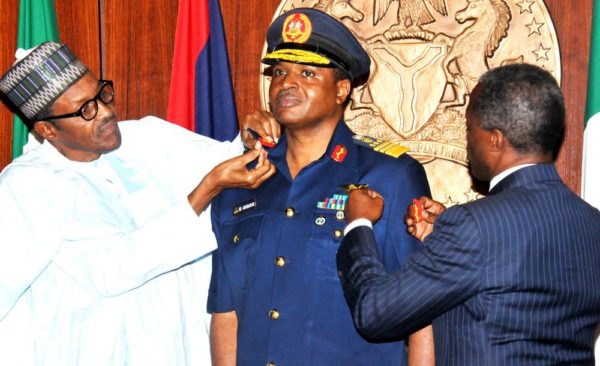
[344,218,373,236]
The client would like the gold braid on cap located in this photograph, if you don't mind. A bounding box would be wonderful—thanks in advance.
[263,49,331,65]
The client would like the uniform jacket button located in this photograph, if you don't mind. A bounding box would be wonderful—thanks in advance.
[334,229,343,238]
[233,234,241,244]
[269,309,280,320]
[284,207,295,217]
[275,256,286,267]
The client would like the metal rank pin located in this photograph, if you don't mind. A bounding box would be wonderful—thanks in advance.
[339,183,369,192]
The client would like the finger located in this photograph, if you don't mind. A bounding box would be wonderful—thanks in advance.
[255,149,264,168]
[242,114,260,139]
[258,111,274,140]
[256,163,276,185]
[420,196,433,209]
[404,213,414,226]
[241,128,251,143]
[247,161,275,187]
[239,148,261,164]
[371,190,384,200]
[422,211,437,224]
[256,149,269,168]
[243,112,268,138]
[348,189,365,201]
[249,111,277,143]
[261,150,270,168]
[265,112,281,142]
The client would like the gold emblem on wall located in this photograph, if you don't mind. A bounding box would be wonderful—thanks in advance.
[260,0,560,205]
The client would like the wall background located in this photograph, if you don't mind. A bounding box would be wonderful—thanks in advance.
[0,0,592,194]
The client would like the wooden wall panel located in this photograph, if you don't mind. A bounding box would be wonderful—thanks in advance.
[101,0,178,121]
[55,0,101,76]
[220,0,280,119]
[0,0,19,172]
[546,0,592,194]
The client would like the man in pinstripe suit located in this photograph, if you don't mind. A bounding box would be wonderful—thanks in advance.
[337,63,600,365]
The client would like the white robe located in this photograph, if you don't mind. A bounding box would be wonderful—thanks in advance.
[0,116,241,365]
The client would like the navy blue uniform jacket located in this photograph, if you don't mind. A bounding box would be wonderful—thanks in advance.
[208,121,430,365]
[338,164,600,365]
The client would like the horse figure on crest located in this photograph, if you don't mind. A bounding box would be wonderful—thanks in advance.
[440,0,511,109]
[314,0,364,22]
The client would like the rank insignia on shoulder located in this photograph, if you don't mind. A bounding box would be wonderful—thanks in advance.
[352,135,409,158]
[317,194,348,210]
[331,144,347,163]
[232,199,257,216]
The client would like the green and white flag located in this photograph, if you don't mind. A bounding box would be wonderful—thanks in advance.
[584,3,600,363]
[583,0,600,211]
[11,0,59,159]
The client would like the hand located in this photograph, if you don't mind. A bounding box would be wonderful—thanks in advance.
[404,196,446,241]
[208,148,275,190]
[241,110,281,149]
[345,188,384,224]
[188,148,276,214]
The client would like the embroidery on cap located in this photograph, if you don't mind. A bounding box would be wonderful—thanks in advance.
[282,13,312,43]
[232,198,257,216]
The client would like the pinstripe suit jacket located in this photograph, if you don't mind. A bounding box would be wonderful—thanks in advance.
[337,164,600,365]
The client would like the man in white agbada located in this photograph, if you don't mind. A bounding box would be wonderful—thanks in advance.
[0,42,275,365]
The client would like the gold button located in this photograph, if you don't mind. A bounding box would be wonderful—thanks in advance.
[269,309,280,320]
[334,229,343,238]
[275,256,286,267]
[233,234,241,244]
[284,207,295,217]
[267,363,276,366]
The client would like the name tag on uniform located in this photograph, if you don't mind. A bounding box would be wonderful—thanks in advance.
[233,199,257,216]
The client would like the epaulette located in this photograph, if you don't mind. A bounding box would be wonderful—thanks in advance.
[352,135,409,158]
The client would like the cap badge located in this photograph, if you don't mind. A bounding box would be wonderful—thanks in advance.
[282,13,312,44]
[331,144,347,163]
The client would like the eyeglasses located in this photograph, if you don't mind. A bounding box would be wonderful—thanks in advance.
[44,80,114,121]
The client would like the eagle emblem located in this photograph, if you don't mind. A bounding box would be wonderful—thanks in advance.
[374,0,448,39]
